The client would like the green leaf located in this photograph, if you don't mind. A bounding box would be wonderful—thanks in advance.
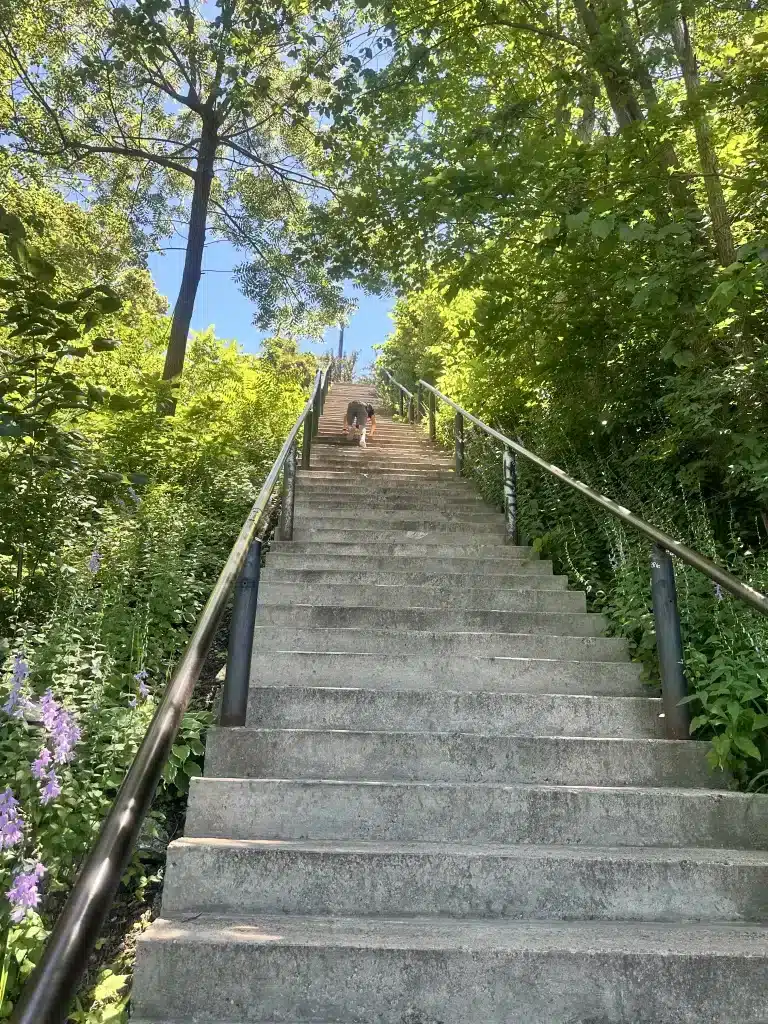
[590,217,614,239]
[91,337,120,352]
[93,292,122,314]
[733,735,761,760]
[565,210,590,231]
[672,350,695,367]
[172,744,190,762]
[28,255,56,284]
[184,760,202,777]
[91,972,129,1001]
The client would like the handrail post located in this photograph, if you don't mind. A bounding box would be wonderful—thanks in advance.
[399,390,404,418]
[650,544,691,739]
[312,385,321,437]
[278,441,297,541]
[428,390,436,441]
[220,537,262,726]
[301,412,312,469]
[503,447,518,545]
[408,396,415,423]
[416,383,422,422]
[454,411,464,476]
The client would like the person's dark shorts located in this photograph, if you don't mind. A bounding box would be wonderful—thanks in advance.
[347,401,368,428]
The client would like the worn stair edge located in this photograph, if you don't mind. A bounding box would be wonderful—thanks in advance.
[247,652,648,695]
[132,914,768,1024]
[161,837,768,922]
[185,778,768,849]
[204,728,722,789]
[245,686,664,738]
[250,626,630,661]
[255,606,607,638]
[258,567,571,590]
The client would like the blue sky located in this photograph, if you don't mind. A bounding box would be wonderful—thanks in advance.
[148,238,395,375]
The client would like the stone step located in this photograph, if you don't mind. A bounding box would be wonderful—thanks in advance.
[245,686,663,737]
[294,491,489,507]
[297,473,471,486]
[257,582,586,612]
[295,524,506,542]
[204,728,718,788]
[269,541,537,557]
[251,626,629,660]
[185,778,768,849]
[312,452,454,463]
[248,652,647,695]
[295,479,481,494]
[259,567,569,590]
[294,509,503,526]
[255,605,606,637]
[263,553,556,574]
[161,837,768,922]
[132,914,768,1024]
[295,498,495,511]
[298,468,461,480]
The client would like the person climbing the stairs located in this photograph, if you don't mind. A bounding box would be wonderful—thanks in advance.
[343,400,376,447]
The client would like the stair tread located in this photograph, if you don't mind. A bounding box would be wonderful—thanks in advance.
[142,913,768,953]
[170,836,768,865]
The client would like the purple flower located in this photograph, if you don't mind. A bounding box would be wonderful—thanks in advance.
[88,549,102,574]
[31,747,52,780]
[134,669,150,700]
[0,787,24,850]
[39,689,60,730]
[52,713,80,764]
[37,690,81,763]
[713,583,724,602]
[6,863,45,923]
[127,487,141,506]
[127,695,138,708]
[40,769,61,805]
[3,653,29,717]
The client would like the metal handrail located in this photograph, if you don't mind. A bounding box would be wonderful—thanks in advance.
[382,368,414,399]
[11,367,330,1024]
[356,368,768,739]
[418,379,768,617]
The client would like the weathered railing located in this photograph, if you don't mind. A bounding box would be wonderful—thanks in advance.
[383,369,768,741]
[382,368,415,422]
[10,365,331,1024]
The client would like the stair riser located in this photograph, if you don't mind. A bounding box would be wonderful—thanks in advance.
[257,584,586,612]
[264,555,555,574]
[186,779,768,850]
[270,542,539,557]
[295,500,497,512]
[248,653,647,695]
[256,606,605,636]
[133,931,768,1024]
[205,729,717,788]
[251,627,629,661]
[259,568,569,590]
[296,479,477,491]
[299,470,461,480]
[245,687,663,737]
[295,527,507,542]
[162,842,768,922]
[295,513,504,528]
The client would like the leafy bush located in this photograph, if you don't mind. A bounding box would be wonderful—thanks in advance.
[0,206,306,1016]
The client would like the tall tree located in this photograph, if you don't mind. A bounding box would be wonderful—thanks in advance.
[0,0,354,382]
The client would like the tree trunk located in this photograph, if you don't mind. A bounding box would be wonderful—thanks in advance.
[572,0,643,127]
[162,121,217,382]
[574,0,702,216]
[670,12,736,267]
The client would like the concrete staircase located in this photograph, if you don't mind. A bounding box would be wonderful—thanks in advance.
[133,383,768,1023]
